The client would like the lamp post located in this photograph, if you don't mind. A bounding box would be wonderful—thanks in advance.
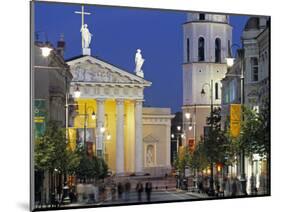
[201,79,215,196]
[225,44,247,195]
[171,125,185,159]
[83,103,96,153]
[184,112,196,149]
[185,112,197,190]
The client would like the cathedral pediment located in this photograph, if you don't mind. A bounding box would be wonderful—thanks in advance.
[66,55,151,87]
[143,134,159,143]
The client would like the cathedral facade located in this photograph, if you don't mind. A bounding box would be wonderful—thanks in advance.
[66,55,173,177]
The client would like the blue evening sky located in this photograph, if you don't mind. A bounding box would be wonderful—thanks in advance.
[34,2,249,113]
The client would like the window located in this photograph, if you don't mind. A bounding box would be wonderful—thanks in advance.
[199,13,205,20]
[251,57,259,82]
[229,80,237,102]
[198,37,205,61]
[215,38,221,63]
[215,82,219,99]
[186,38,190,62]
[228,40,231,56]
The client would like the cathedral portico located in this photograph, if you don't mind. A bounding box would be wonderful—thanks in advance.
[67,55,152,175]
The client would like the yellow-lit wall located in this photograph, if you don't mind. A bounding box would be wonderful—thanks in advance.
[68,98,97,153]
[68,98,136,174]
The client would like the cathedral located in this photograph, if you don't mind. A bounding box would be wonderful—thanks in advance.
[66,6,173,177]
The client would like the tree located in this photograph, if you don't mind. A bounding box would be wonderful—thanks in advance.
[190,140,208,172]
[76,151,108,183]
[35,121,81,174]
[204,107,228,195]
[34,121,81,202]
[204,108,228,163]
[239,103,269,158]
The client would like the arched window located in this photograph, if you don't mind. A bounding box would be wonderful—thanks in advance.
[215,82,219,99]
[198,37,205,61]
[215,38,221,63]
[199,13,205,20]
[187,38,190,62]
[251,57,259,81]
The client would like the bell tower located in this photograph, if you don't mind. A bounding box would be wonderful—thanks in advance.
[182,13,232,146]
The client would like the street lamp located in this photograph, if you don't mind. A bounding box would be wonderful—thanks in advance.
[73,85,81,98]
[185,112,191,120]
[40,46,53,57]
[188,124,193,131]
[100,126,106,133]
[36,31,53,57]
[201,79,215,196]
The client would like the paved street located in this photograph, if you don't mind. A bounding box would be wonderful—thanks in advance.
[64,190,209,208]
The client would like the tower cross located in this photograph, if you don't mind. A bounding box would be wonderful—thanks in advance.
[74,5,91,28]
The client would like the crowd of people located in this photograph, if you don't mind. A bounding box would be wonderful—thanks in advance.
[196,176,258,197]
[66,179,154,204]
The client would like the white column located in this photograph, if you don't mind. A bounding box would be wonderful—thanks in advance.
[166,122,171,167]
[116,99,125,175]
[96,99,105,158]
[135,99,143,174]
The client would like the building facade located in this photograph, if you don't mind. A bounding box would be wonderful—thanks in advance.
[66,55,173,177]
[33,40,72,204]
[182,13,232,146]
[242,17,270,194]
[242,17,269,111]
[221,49,243,130]
[220,16,270,194]
[34,41,72,127]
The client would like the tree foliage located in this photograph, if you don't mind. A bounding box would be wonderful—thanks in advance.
[34,121,80,174]
[76,150,108,181]
[189,140,209,170]
[204,107,228,164]
[35,121,109,180]
[239,103,270,158]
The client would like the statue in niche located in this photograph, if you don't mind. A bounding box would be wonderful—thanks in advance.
[146,145,154,167]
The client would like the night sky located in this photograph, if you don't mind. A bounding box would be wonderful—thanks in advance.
[34,1,249,113]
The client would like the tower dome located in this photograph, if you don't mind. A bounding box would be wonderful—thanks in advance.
[187,13,229,24]
[244,17,260,30]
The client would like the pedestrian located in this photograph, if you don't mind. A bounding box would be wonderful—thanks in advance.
[124,180,131,201]
[197,176,202,193]
[117,182,123,200]
[145,181,152,202]
[215,177,220,196]
[136,181,144,201]
[231,178,238,196]
[76,181,84,203]
[111,182,117,201]
[69,188,77,203]
[222,177,227,196]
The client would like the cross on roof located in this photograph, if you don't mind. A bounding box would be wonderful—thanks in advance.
[74,5,91,27]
